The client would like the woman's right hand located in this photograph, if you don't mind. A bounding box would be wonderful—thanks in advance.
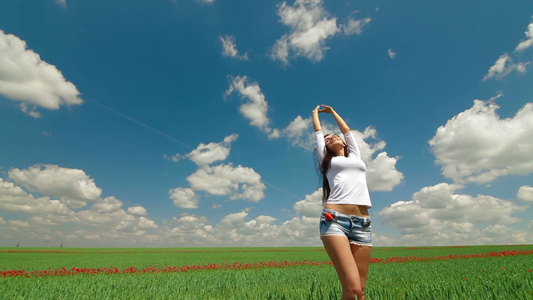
[318,104,334,114]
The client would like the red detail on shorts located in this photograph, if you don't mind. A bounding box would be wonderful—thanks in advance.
[324,212,335,220]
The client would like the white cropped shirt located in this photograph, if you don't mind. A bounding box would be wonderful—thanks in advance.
[315,131,372,208]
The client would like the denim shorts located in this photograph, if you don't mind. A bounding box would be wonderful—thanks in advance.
[319,209,372,246]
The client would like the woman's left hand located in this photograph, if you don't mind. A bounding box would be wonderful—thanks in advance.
[318,104,334,114]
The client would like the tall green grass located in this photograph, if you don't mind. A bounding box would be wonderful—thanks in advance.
[1,245,532,299]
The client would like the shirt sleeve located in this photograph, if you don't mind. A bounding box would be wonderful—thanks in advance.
[343,131,361,159]
[315,131,326,163]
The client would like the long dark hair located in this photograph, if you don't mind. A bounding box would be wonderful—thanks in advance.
[319,134,348,204]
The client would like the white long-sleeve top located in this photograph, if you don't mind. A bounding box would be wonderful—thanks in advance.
[315,131,372,208]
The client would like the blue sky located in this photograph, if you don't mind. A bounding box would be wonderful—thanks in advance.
[1,0,532,248]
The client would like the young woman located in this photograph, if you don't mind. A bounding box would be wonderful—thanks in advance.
[312,104,372,300]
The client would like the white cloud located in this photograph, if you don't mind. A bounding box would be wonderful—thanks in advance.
[187,164,266,202]
[293,189,323,217]
[517,185,533,202]
[483,54,528,80]
[218,210,249,229]
[226,76,279,137]
[185,134,238,166]
[271,37,290,65]
[197,0,214,3]
[379,183,526,246]
[0,30,83,117]
[0,178,77,222]
[92,196,122,213]
[159,215,214,245]
[388,49,396,59]
[205,209,317,246]
[343,17,371,36]
[138,216,158,229]
[484,21,533,80]
[77,210,158,236]
[271,0,340,64]
[0,166,159,246]
[277,215,319,244]
[354,128,404,191]
[8,164,102,208]
[220,35,249,60]
[156,210,284,246]
[169,187,199,209]
[429,100,533,184]
[77,201,158,232]
[284,115,311,137]
[127,206,148,216]
[168,134,264,209]
[282,115,314,148]
[515,22,533,51]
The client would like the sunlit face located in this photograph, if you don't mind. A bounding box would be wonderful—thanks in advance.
[324,134,345,151]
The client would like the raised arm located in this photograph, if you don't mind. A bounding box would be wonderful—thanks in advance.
[312,105,322,132]
[318,105,350,134]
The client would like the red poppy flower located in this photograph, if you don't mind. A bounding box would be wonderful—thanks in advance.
[324,212,334,220]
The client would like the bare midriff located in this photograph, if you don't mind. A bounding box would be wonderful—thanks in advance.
[324,204,370,217]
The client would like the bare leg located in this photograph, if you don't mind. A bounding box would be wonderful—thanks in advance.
[322,236,365,300]
[351,245,372,297]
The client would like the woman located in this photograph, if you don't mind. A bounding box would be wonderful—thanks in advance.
[312,104,372,300]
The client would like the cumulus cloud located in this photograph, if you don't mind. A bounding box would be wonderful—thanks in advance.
[185,134,238,166]
[187,164,266,202]
[8,165,102,208]
[282,115,313,148]
[293,188,323,217]
[169,187,199,209]
[226,76,279,138]
[220,35,249,60]
[515,22,533,52]
[379,183,526,245]
[77,207,157,232]
[0,30,83,117]
[92,196,122,213]
[271,0,340,64]
[155,211,280,247]
[158,191,323,247]
[354,127,404,191]
[0,178,77,223]
[157,214,214,245]
[127,206,147,216]
[517,185,533,202]
[168,134,266,209]
[284,115,312,137]
[343,17,371,36]
[429,100,533,184]
[0,166,159,246]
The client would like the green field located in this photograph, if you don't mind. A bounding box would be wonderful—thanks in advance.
[1,245,532,299]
